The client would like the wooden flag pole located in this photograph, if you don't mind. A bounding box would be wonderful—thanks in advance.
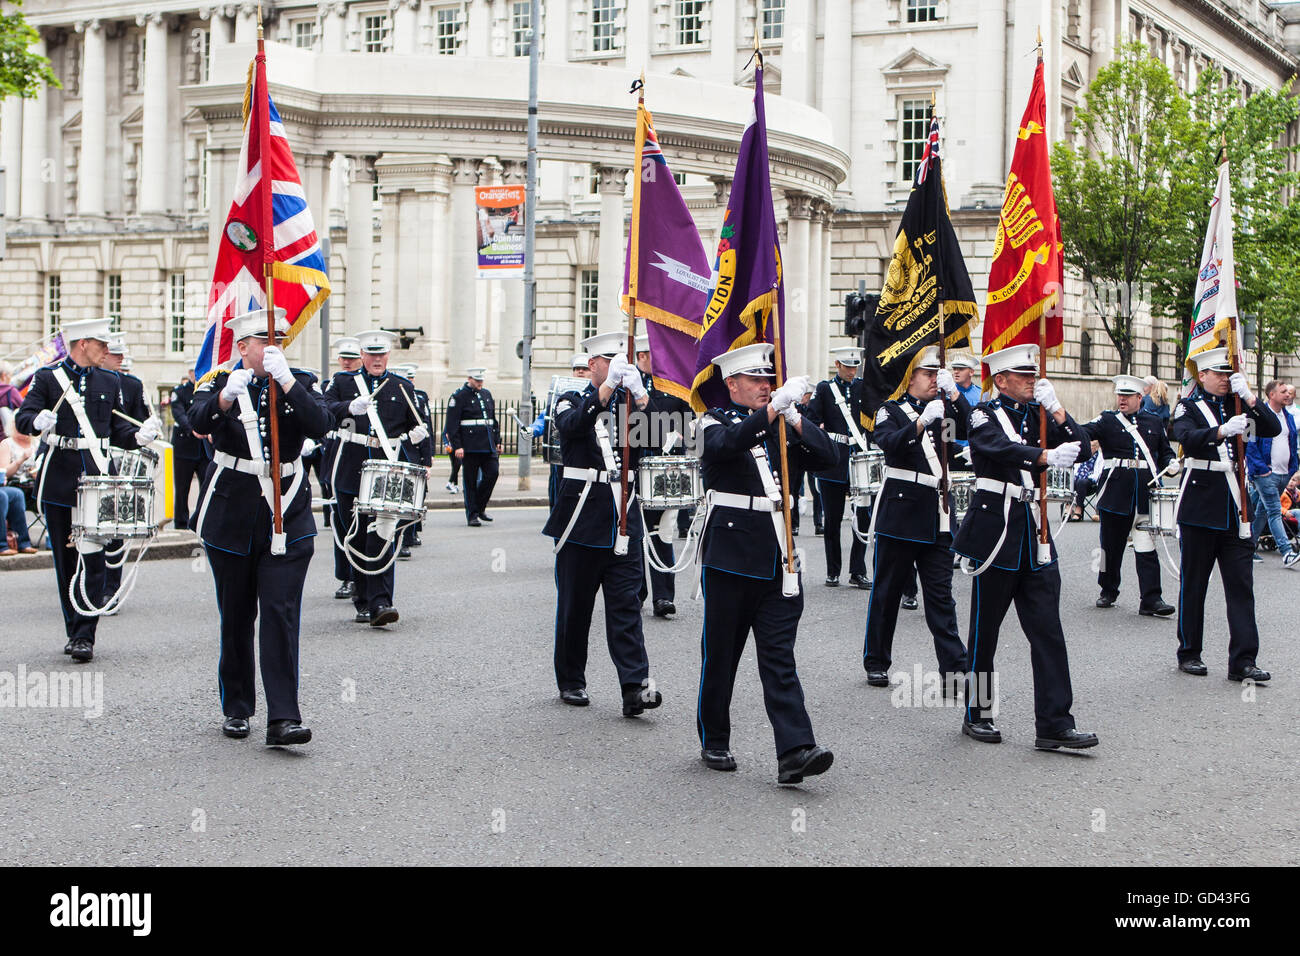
[619,73,647,541]
[1035,28,1049,548]
[1228,314,1250,530]
[771,301,796,574]
[930,91,950,514]
[257,16,284,540]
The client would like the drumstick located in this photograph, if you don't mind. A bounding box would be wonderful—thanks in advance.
[112,409,145,427]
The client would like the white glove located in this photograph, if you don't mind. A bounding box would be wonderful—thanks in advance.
[1162,459,1181,477]
[1229,372,1254,403]
[134,417,160,447]
[348,394,373,416]
[1219,414,1249,438]
[221,368,253,402]
[262,346,294,389]
[622,365,648,400]
[33,409,57,431]
[937,368,958,400]
[1034,378,1062,414]
[918,399,945,427]
[1046,441,1081,468]
[770,376,812,413]
[408,424,429,445]
[607,353,633,386]
[300,438,318,458]
[782,404,801,427]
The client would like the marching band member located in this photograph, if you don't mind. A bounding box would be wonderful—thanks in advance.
[445,367,502,527]
[542,331,662,717]
[324,336,362,601]
[1081,375,1177,616]
[169,367,205,531]
[951,343,1098,750]
[16,318,151,663]
[190,310,329,744]
[696,343,835,783]
[323,329,427,628]
[389,363,433,559]
[807,346,871,588]
[863,346,970,690]
[1171,347,1276,683]
[100,334,158,602]
[948,353,982,469]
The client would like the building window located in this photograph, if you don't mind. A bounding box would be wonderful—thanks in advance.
[900,98,930,182]
[1150,342,1159,379]
[292,19,319,50]
[906,0,940,23]
[362,12,390,53]
[760,0,784,40]
[45,275,61,339]
[201,28,211,81]
[592,0,617,53]
[675,1,706,46]
[435,7,462,55]
[1080,330,1092,376]
[199,145,209,211]
[578,269,599,343]
[511,1,532,56]
[673,171,687,186]
[106,274,123,333]
[169,274,186,354]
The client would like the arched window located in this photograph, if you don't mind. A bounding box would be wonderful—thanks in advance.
[1081,330,1092,376]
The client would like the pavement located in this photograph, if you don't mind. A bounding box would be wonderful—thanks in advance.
[0,498,1296,866]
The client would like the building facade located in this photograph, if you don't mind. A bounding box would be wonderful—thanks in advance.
[1,0,1297,410]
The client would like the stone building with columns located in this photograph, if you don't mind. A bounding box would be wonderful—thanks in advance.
[1,0,1297,409]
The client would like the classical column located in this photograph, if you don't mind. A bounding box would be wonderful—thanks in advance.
[319,1,347,52]
[708,176,731,256]
[595,165,627,332]
[1,97,22,220]
[543,0,565,61]
[448,158,481,373]
[467,0,490,57]
[808,200,827,368]
[234,2,259,43]
[497,159,525,381]
[206,146,236,267]
[138,13,171,217]
[784,193,812,377]
[623,0,648,70]
[390,0,418,54]
[76,20,106,221]
[429,157,453,380]
[781,0,816,106]
[710,0,736,79]
[19,31,47,223]
[377,182,400,324]
[820,0,851,152]
[346,155,377,331]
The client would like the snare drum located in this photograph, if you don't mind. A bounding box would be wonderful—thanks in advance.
[849,450,885,500]
[357,460,427,520]
[110,446,159,479]
[1046,466,1075,502]
[637,455,702,510]
[950,474,976,522]
[74,475,156,541]
[1137,488,1179,534]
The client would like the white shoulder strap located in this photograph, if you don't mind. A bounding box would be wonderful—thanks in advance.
[897,402,943,478]
[992,405,1033,490]
[354,372,399,463]
[829,382,870,452]
[1114,412,1160,483]
[51,367,110,475]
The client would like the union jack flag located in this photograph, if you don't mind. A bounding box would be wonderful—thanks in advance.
[914,114,940,186]
[196,46,330,383]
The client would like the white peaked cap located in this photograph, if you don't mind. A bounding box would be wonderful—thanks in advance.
[357,329,398,353]
[1112,375,1146,395]
[580,331,629,358]
[59,317,113,344]
[830,346,863,367]
[229,308,289,342]
[335,337,362,358]
[984,343,1039,376]
[713,342,776,379]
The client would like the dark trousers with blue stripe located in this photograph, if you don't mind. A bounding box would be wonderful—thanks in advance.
[697,567,816,757]
[819,479,866,579]
[553,542,650,691]
[337,492,397,613]
[332,496,353,583]
[965,553,1076,736]
[461,452,499,521]
[1176,524,1260,673]
[638,508,675,604]
[1098,509,1163,607]
[864,533,966,674]
[205,534,312,722]
[44,503,104,643]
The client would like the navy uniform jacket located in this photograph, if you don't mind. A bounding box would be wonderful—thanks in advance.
[323,369,423,496]
[169,379,204,460]
[805,376,868,483]
[950,394,1089,570]
[1080,409,1175,516]
[640,369,694,455]
[699,404,837,579]
[541,384,648,547]
[872,391,973,544]
[16,359,139,508]
[399,387,434,466]
[190,369,331,554]
[445,384,501,456]
[118,372,150,424]
[1171,386,1279,530]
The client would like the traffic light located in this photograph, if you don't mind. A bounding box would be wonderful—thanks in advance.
[843,291,879,344]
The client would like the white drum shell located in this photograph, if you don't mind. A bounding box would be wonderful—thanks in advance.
[357,460,427,520]
[74,475,156,541]
[637,456,702,510]
[950,475,976,522]
[1137,488,1179,534]
[1046,466,1075,502]
[849,450,885,500]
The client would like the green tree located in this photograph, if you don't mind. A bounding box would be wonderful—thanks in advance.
[0,1,59,98]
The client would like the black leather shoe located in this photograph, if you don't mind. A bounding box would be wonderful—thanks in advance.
[370,604,399,627]
[777,744,834,784]
[901,595,918,610]
[70,639,93,663]
[701,749,737,771]
[1178,658,1208,676]
[1035,728,1099,750]
[467,517,482,527]
[652,599,676,618]
[814,525,824,536]
[63,640,74,655]
[354,609,371,624]
[334,581,354,600]
[559,688,589,706]
[1096,593,1117,609]
[1228,665,1271,683]
[477,512,493,522]
[398,546,412,560]
[825,576,839,587]
[865,670,890,687]
[1139,600,1175,616]
[850,573,872,590]
[410,533,422,547]
[622,679,662,717]
[222,717,250,739]
[266,719,312,746]
[961,719,1002,743]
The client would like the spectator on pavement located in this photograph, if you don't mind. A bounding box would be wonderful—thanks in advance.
[0,428,37,554]
[1246,380,1300,568]
[1141,376,1171,433]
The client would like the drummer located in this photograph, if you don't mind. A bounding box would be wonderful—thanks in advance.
[324,336,362,602]
[389,363,433,559]
[862,345,970,691]
[16,317,155,662]
[1081,375,1178,616]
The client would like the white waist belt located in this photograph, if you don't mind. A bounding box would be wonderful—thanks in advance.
[562,466,612,483]
[710,490,781,512]
[883,466,940,488]
[827,432,854,445]
[459,419,493,426]
[341,431,413,447]
[976,477,1040,501]
[1101,458,1144,470]
[214,450,302,478]
[50,435,108,451]
[1186,458,1233,473]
